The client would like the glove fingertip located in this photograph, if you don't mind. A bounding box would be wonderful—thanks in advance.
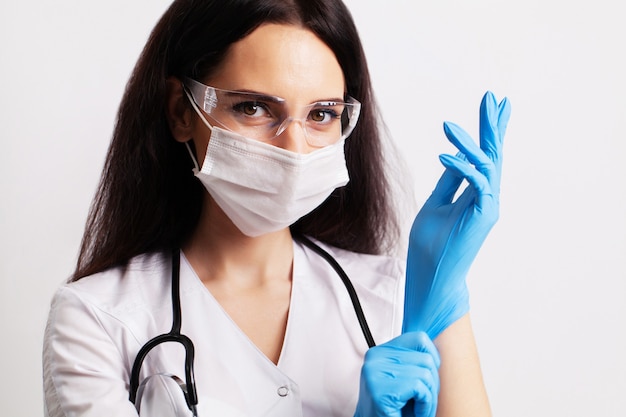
[497,97,512,132]
[438,154,466,176]
[480,91,497,117]
[442,120,457,137]
[483,90,496,105]
[438,153,454,163]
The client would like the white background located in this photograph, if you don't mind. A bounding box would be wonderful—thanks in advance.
[1,0,624,416]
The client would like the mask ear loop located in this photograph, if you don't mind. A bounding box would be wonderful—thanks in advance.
[184,142,200,175]
[182,82,215,175]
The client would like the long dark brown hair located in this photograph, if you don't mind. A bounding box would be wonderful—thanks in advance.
[72,0,400,281]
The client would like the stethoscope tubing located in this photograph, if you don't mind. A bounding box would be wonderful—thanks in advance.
[296,235,376,348]
[129,237,374,411]
[129,249,198,409]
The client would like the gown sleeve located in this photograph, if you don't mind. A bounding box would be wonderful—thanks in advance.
[42,285,140,417]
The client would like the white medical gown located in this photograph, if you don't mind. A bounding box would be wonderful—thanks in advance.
[43,238,404,417]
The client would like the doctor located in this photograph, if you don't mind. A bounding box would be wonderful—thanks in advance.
[42,1,510,416]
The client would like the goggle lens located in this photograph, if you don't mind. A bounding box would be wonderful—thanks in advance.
[184,78,361,147]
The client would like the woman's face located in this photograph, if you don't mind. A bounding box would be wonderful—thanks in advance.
[191,23,346,160]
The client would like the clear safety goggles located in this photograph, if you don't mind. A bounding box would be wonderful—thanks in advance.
[183,77,361,147]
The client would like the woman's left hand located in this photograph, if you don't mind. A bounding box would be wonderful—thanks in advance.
[402,91,511,339]
[354,332,441,417]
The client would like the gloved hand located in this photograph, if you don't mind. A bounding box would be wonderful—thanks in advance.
[402,91,511,339]
[354,332,441,417]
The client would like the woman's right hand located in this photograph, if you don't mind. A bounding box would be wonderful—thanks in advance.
[354,332,441,417]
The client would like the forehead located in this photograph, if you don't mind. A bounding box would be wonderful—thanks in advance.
[205,23,345,102]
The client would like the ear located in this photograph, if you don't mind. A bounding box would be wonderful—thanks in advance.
[165,77,194,143]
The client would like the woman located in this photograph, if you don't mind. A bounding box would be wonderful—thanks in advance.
[42,1,510,416]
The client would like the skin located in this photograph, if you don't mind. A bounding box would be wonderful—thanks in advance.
[165,23,491,417]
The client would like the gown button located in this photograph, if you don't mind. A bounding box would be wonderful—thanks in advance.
[277,386,289,397]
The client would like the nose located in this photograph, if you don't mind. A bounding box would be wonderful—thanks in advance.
[273,118,314,154]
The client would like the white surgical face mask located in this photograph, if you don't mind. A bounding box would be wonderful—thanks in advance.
[184,101,350,237]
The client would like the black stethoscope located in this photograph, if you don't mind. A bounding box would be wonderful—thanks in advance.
[129,235,375,415]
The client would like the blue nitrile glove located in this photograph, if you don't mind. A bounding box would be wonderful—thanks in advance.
[354,332,441,417]
[402,91,511,339]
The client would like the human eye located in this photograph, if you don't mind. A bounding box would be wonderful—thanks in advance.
[308,103,342,125]
[231,101,271,119]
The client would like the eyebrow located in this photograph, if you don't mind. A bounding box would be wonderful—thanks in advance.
[224,90,285,103]
[224,90,345,104]
[312,98,345,104]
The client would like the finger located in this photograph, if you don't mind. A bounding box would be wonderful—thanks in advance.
[479,91,500,161]
[414,358,440,417]
[429,360,440,417]
[443,121,495,181]
[439,154,492,199]
[361,351,437,417]
[480,92,512,162]
[397,357,440,394]
[386,359,439,416]
[497,96,512,138]
[411,379,438,417]
[385,332,441,369]
[366,336,441,416]
[425,166,463,207]
[439,153,499,212]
